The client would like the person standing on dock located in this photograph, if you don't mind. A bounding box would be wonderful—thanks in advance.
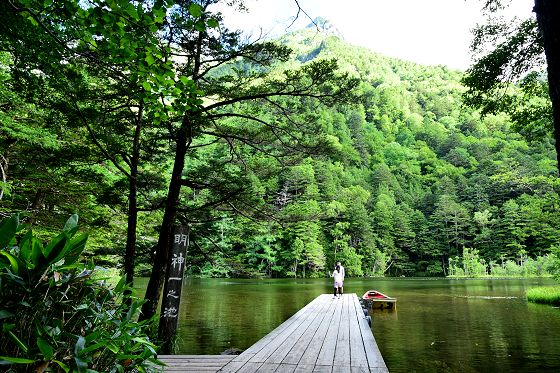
[337,261,345,294]
[332,264,344,298]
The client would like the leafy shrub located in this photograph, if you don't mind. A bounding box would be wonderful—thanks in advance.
[0,214,161,372]
[547,246,560,280]
[504,260,523,276]
[489,262,507,276]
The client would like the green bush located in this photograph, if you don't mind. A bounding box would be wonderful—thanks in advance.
[0,214,161,372]
[547,247,560,280]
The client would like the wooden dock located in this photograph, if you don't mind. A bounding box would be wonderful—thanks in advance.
[159,293,388,372]
[157,355,235,371]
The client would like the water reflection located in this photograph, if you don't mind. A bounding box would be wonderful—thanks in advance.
[135,277,560,372]
[365,278,560,373]
[370,308,398,321]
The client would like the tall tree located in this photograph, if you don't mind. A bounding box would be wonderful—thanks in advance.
[1,0,184,288]
[463,0,560,173]
[136,0,358,321]
[534,0,560,173]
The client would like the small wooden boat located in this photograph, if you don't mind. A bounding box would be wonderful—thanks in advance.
[362,290,397,309]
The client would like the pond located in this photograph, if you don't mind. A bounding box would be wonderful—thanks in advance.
[136,277,560,372]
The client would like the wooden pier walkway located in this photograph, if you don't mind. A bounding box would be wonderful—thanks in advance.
[159,293,388,372]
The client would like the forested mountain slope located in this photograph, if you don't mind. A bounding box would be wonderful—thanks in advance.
[2,25,558,278]
[179,26,559,277]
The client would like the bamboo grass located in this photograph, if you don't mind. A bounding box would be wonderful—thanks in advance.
[526,286,560,305]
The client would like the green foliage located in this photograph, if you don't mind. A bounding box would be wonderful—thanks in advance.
[448,247,558,278]
[1,0,560,280]
[462,4,552,143]
[526,286,560,306]
[0,214,160,372]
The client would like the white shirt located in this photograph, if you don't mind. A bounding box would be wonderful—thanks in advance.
[333,270,344,284]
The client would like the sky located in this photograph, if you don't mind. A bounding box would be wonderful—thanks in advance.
[215,0,535,71]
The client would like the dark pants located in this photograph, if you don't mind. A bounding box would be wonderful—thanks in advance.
[334,287,343,296]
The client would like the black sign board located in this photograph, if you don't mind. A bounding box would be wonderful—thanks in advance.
[158,225,189,353]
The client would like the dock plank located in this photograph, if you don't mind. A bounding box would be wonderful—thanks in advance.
[254,363,282,372]
[281,295,337,365]
[296,296,338,366]
[248,298,325,363]
[237,296,323,364]
[219,361,248,373]
[349,367,369,373]
[310,365,332,373]
[155,355,234,372]
[266,295,334,364]
[163,294,387,372]
[314,296,344,366]
[236,362,264,373]
[348,298,369,369]
[331,365,351,373]
[333,297,351,367]
[274,363,297,373]
[351,296,388,372]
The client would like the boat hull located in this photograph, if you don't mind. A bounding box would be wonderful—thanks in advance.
[362,290,397,310]
[364,299,396,309]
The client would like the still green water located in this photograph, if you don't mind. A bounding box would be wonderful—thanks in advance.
[136,277,560,372]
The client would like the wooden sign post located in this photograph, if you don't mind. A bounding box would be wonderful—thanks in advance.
[158,225,189,354]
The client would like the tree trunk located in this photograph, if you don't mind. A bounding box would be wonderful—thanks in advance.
[0,153,7,201]
[29,189,45,225]
[534,0,560,174]
[124,104,143,288]
[124,169,138,286]
[140,116,192,321]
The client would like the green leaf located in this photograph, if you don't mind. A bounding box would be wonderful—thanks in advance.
[0,310,13,320]
[115,275,129,293]
[84,330,102,343]
[207,18,219,29]
[63,214,79,232]
[0,214,19,250]
[145,54,155,66]
[0,252,23,275]
[106,343,119,353]
[37,338,54,359]
[0,356,35,364]
[17,230,34,263]
[188,3,202,18]
[102,13,112,23]
[131,337,156,348]
[2,323,14,333]
[30,237,45,269]
[124,4,139,20]
[194,20,205,32]
[42,233,68,265]
[24,11,39,25]
[78,341,105,355]
[153,8,166,23]
[142,81,151,91]
[179,76,191,85]
[7,331,29,353]
[63,233,89,266]
[52,359,70,373]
